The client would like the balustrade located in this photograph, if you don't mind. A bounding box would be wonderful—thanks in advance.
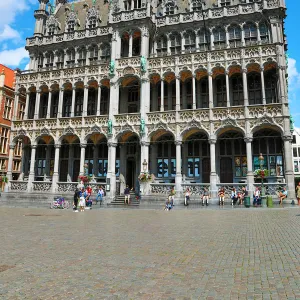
[10,181,28,191]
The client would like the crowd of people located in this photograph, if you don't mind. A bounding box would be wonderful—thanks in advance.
[73,186,105,212]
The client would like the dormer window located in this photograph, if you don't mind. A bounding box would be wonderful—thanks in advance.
[165,2,175,15]
[66,48,75,66]
[133,0,142,9]
[68,20,75,32]
[88,17,97,29]
[45,52,54,68]
[100,44,110,62]
[124,0,131,10]
[89,45,98,63]
[48,25,55,36]
[192,0,203,11]
[157,35,167,56]
[78,47,87,66]
[170,32,181,54]
[56,51,64,68]
[220,0,230,6]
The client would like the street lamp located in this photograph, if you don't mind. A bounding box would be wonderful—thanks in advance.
[142,159,148,173]
[258,153,266,206]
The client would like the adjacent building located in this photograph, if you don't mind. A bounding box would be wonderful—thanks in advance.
[10,0,295,200]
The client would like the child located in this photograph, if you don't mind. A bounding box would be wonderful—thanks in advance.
[78,189,85,212]
[218,187,225,206]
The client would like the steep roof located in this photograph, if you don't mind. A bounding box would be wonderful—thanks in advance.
[0,64,15,90]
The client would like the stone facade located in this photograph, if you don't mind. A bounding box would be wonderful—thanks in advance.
[10,0,295,200]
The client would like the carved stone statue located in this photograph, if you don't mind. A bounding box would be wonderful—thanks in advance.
[109,60,115,76]
[290,115,294,132]
[108,119,113,134]
[140,118,145,135]
[140,56,147,73]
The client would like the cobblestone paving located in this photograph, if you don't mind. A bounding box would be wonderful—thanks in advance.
[1,206,300,299]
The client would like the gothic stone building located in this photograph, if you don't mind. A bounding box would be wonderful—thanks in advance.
[10,0,294,201]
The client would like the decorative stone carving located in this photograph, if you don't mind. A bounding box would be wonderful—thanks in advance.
[63,126,76,136]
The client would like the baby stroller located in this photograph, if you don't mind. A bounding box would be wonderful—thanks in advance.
[164,196,174,211]
[50,197,70,209]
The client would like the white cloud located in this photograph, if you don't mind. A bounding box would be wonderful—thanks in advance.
[0,25,21,42]
[288,57,300,90]
[0,47,29,67]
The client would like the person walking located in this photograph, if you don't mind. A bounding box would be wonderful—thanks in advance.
[202,188,209,206]
[124,185,130,205]
[169,187,176,206]
[253,187,260,207]
[296,182,300,206]
[73,188,79,212]
[96,186,104,205]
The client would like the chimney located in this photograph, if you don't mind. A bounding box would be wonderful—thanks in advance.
[0,69,5,88]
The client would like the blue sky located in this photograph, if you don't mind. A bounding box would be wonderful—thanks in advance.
[0,0,299,126]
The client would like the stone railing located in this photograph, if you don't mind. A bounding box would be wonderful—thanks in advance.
[150,183,175,195]
[32,181,52,192]
[10,181,28,191]
[155,1,280,27]
[57,182,78,193]
[111,7,150,23]
[253,183,287,196]
[179,109,210,122]
[181,183,210,196]
[115,113,140,126]
[216,183,247,199]
[147,111,176,124]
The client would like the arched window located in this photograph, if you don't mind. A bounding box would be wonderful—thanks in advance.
[67,20,75,32]
[231,74,243,106]
[128,80,140,113]
[39,92,48,118]
[62,90,72,117]
[264,69,278,104]
[199,77,209,108]
[100,86,109,115]
[100,43,110,62]
[228,25,241,48]
[170,33,181,55]
[56,50,64,68]
[192,0,203,11]
[48,24,55,36]
[215,75,227,107]
[87,88,96,116]
[45,52,54,68]
[88,17,97,29]
[244,23,257,46]
[89,45,98,63]
[157,35,167,56]
[213,27,226,49]
[66,48,75,66]
[121,32,129,57]
[184,31,196,53]
[165,1,175,15]
[132,31,141,56]
[38,55,44,69]
[259,23,269,44]
[77,47,86,66]
[198,29,210,51]
[75,89,84,116]
[247,72,262,105]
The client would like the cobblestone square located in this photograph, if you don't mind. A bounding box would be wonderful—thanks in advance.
[1,206,300,299]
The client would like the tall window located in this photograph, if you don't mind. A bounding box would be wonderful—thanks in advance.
[39,93,48,118]
[244,23,257,45]
[38,55,44,69]
[121,32,129,57]
[133,0,141,9]
[50,92,59,118]
[100,86,109,115]
[13,160,21,172]
[220,0,230,6]
[0,127,9,154]
[231,74,243,106]
[67,20,75,32]
[3,98,12,119]
[62,91,72,117]
[259,23,269,44]
[45,52,54,68]
[14,140,22,156]
[184,31,196,53]
[198,29,210,51]
[85,144,94,176]
[87,88,96,116]
[75,89,84,116]
[199,77,209,108]
[88,17,97,29]
[156,35,167,56]
[132,32,141,56]
[215,75,227,107]
[228,25,241,48]
[36,145,46,178]
[48,24,55,36]
[100,43,110,62]
[56,51,64,68]
[124,0,131,10]
[97,143,108,177]
[18,102,25,120]
[89,45,98,63]
[66,49,75,66]
[265,70,278,104]
[170,33,181,55]
[78,47,87,66]
[248,73,262,105]
[192,0,203,11]
[213,27,226,50]
[127,81,140,113]
[165,1,175,15]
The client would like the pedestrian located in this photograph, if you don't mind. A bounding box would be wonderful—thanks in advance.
[124,185,130,204]
[231,188,238,206]
[278,187,288,206]
[78,188,85,212]
[296,182,300,206]
[73,188,79,212]
[96,186,104,205]
[169,187,176,206]
[218,187,225,206]
[253,187,260,207]
[184,188,190,206]
[202,188,209,206]
[238,186,247,205]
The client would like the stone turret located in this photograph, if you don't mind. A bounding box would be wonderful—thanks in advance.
[34,0,50,36]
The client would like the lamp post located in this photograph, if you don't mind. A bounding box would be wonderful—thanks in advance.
[142,159,148,173]
[258,153,266,207]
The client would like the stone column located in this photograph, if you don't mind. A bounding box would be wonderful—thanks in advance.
[24,92,30,120]
[160,80,164,112]
[34,90,41,119]
[140,78,150,118]
[107,142,117,198]
[141,28,149,57]
[278,66,285,104]
[225,70,230,107]
[129,34,133,57]
[13,92,20,120]
[52,144,61,193]
[83,85,89,117]
[208,72,213,108]
[70,87,76,117]
[260,67,266,105]
[46,90,52,119]
[109,80,119,118]
[192,75,196,109]
[176,76,180,111]
[28,145,37,191]
[67,145,74,181]
[209,138,217,199]
[140,141,149,173]
[79,144,87,175]
[283,135,296,199]
[97,85,101,115]
[175,141,182,194]
[6,144,15,182]
[57,88,64,118]
[245,137,254,196]
[242,68,249,106]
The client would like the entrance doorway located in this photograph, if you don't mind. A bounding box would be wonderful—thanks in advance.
[220,157,233,183]
[202,158,210,183]
[126,158,136,189]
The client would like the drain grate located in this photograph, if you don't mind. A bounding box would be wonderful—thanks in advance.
[0,265,15,273]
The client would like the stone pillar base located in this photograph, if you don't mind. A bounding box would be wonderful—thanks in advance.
[210,172,218,199]
[175,174,182,195]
